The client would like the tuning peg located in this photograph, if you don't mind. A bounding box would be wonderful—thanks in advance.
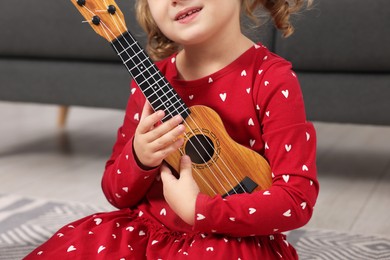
[95,5,117,14]
[107,5,116,14]
[76,0,86,6]
[91,15,101,25]
[82,15,101,25]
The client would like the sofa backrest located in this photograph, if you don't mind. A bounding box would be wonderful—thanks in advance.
[0,0,142,62]
[2,0,389,71]
[274,0,390,72]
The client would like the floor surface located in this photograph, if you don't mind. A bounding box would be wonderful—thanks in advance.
[1,101,389,237]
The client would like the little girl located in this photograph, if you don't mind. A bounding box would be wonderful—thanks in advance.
[25,0,318,259]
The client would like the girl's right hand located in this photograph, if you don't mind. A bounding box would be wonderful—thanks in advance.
[133,102,185,169]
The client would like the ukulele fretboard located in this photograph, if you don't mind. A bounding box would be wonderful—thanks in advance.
[111,31,190,122]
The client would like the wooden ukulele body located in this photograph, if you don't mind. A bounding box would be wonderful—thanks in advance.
[164,105,272,197]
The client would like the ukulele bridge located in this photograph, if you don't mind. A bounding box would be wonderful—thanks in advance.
[222,176,258,198]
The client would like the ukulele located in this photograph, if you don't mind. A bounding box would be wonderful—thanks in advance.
[71,0,272,197]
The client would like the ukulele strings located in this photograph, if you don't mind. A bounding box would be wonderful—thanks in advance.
[96,7,221,196]
[101,2,245,196]
[84,1,246,196]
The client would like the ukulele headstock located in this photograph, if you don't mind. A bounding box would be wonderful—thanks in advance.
[71,0,127,42]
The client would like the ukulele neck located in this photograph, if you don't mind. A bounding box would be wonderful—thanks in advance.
[111,31,190,122]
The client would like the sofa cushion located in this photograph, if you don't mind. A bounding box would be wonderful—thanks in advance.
[0,59,130,109]
[274,0,390,72]
[299,72,390,125]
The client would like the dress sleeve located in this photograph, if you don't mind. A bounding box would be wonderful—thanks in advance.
[101,81,160,209]
[192,61,319,237]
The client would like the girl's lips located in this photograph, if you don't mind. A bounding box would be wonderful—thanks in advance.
[174,7,202,22]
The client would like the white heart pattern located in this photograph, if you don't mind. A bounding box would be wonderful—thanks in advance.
[285,144,292,152]
[249,208,257,214]
[189,95,194,100]
[139,230,146,236]
[249,139,255,147]
[241,70,247,76]
[151,240,159,245]
[282,90,289,98]
[306,132,310,141]
[208,77,213,83]
[94,218,102,225]
[160,208,167,216]
[248,118,255,126]
[301,202,307,210]
[220,93,227,102]
[302,165,309,171]
[263,190,271,195]
[122,187,128,192]
[134,113,139,121]
[67,245,76,253]
[282,175,290,183]
[126,226,134,232]
[97,245,106,254]
[197,214,206,220]
[283,209,292,217]
[264,81,270,86]
[131,88,136,94]
[265,111,270,117]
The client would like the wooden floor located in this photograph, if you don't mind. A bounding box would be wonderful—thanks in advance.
[1,101,389,237]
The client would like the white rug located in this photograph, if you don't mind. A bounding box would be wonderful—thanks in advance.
[1,193,389,260]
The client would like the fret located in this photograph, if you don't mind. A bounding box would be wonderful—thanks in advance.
[118,51,130,64]
[148,85,173,107]
[137,70,164,90]
[125,60,157,84]
[164,102,190,121]
[111,31,190,122]
[118,42,137,55]
[118,47,129,55]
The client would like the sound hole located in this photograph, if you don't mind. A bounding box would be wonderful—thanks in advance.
[185,135,215,164]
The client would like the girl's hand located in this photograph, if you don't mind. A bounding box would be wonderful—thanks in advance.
[160,155,200,226]
[133,102,185,168]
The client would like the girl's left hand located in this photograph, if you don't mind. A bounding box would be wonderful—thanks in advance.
[160,155,200,226]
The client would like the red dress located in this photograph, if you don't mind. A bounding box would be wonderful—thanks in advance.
[25,44,319,259]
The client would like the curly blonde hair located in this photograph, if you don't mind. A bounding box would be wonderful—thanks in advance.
[135,0,312,60]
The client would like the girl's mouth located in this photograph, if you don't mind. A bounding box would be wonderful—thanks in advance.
[175,7,202,21]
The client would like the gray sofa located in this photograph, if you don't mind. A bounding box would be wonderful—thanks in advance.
[1,0,389,125]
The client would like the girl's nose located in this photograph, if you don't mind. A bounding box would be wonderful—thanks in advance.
[171,0,183,7]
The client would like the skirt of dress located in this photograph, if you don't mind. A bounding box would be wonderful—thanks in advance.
[23,208,298,260]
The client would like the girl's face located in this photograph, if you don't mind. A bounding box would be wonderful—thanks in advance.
[146,0,242,47]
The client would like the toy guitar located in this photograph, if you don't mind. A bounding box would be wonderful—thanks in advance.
[71,0,272,197]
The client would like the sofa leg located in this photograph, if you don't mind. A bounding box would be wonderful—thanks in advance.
[58,106,69,128]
